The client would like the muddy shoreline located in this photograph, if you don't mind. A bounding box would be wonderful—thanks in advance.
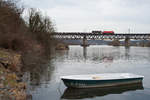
[0,48,27,100]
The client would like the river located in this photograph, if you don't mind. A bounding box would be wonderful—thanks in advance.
[26,45,150,100]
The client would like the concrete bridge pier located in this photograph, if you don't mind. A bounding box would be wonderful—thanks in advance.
[81,35,89,47]
[125,36,130,47]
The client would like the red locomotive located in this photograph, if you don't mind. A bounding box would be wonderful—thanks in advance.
[102,31,114,34]
[92,30,114,34]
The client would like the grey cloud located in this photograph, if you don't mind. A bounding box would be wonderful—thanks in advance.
[22,0,150,32]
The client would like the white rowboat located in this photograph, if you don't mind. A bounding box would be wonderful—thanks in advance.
[61,73,144,88]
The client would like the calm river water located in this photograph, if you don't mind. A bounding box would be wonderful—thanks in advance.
[26,45,150,100]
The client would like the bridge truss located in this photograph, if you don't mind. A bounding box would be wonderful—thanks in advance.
[51,32,150,40]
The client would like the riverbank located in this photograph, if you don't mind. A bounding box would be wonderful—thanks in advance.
[0,48,26,100]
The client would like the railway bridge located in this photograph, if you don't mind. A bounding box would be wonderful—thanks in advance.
[51,32,150,47]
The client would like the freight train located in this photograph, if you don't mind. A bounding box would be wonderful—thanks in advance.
[92,30,114,34]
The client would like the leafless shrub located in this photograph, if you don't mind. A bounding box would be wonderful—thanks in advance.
[0,0,56,59]
[26,8,56,56]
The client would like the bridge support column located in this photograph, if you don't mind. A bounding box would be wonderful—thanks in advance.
[81,36,89,47]
[125,36,130,47]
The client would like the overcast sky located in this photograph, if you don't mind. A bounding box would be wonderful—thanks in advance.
[22,0,150,33]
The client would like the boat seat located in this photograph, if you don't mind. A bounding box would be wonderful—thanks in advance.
[92,76,101,80]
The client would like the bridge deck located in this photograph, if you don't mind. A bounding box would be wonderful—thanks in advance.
[51,32,150,40]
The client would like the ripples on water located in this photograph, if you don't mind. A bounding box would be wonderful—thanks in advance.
[26,46,150,100]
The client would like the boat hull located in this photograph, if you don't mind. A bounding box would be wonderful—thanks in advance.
[62,78,143,88]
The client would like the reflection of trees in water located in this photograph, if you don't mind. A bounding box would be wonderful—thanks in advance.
[22,52,55,91]
[29,62,53,86]
[52,50,69,62]
[21,51,56,100]
[22,50,71,99]
[24,50,70,89]
[24,62,54,100]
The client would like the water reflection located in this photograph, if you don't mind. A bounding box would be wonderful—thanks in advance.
[26,46,150,100]
[23,60,55,91]
[51,46,134,63]
[85,46,117,63]
[125,46,130,60]
[61,82,144,99]
[83,47,87,60]
[50,46,150,64]
[101,56,113,63]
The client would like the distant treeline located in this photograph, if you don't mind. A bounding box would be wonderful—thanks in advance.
[0,0,55,57]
